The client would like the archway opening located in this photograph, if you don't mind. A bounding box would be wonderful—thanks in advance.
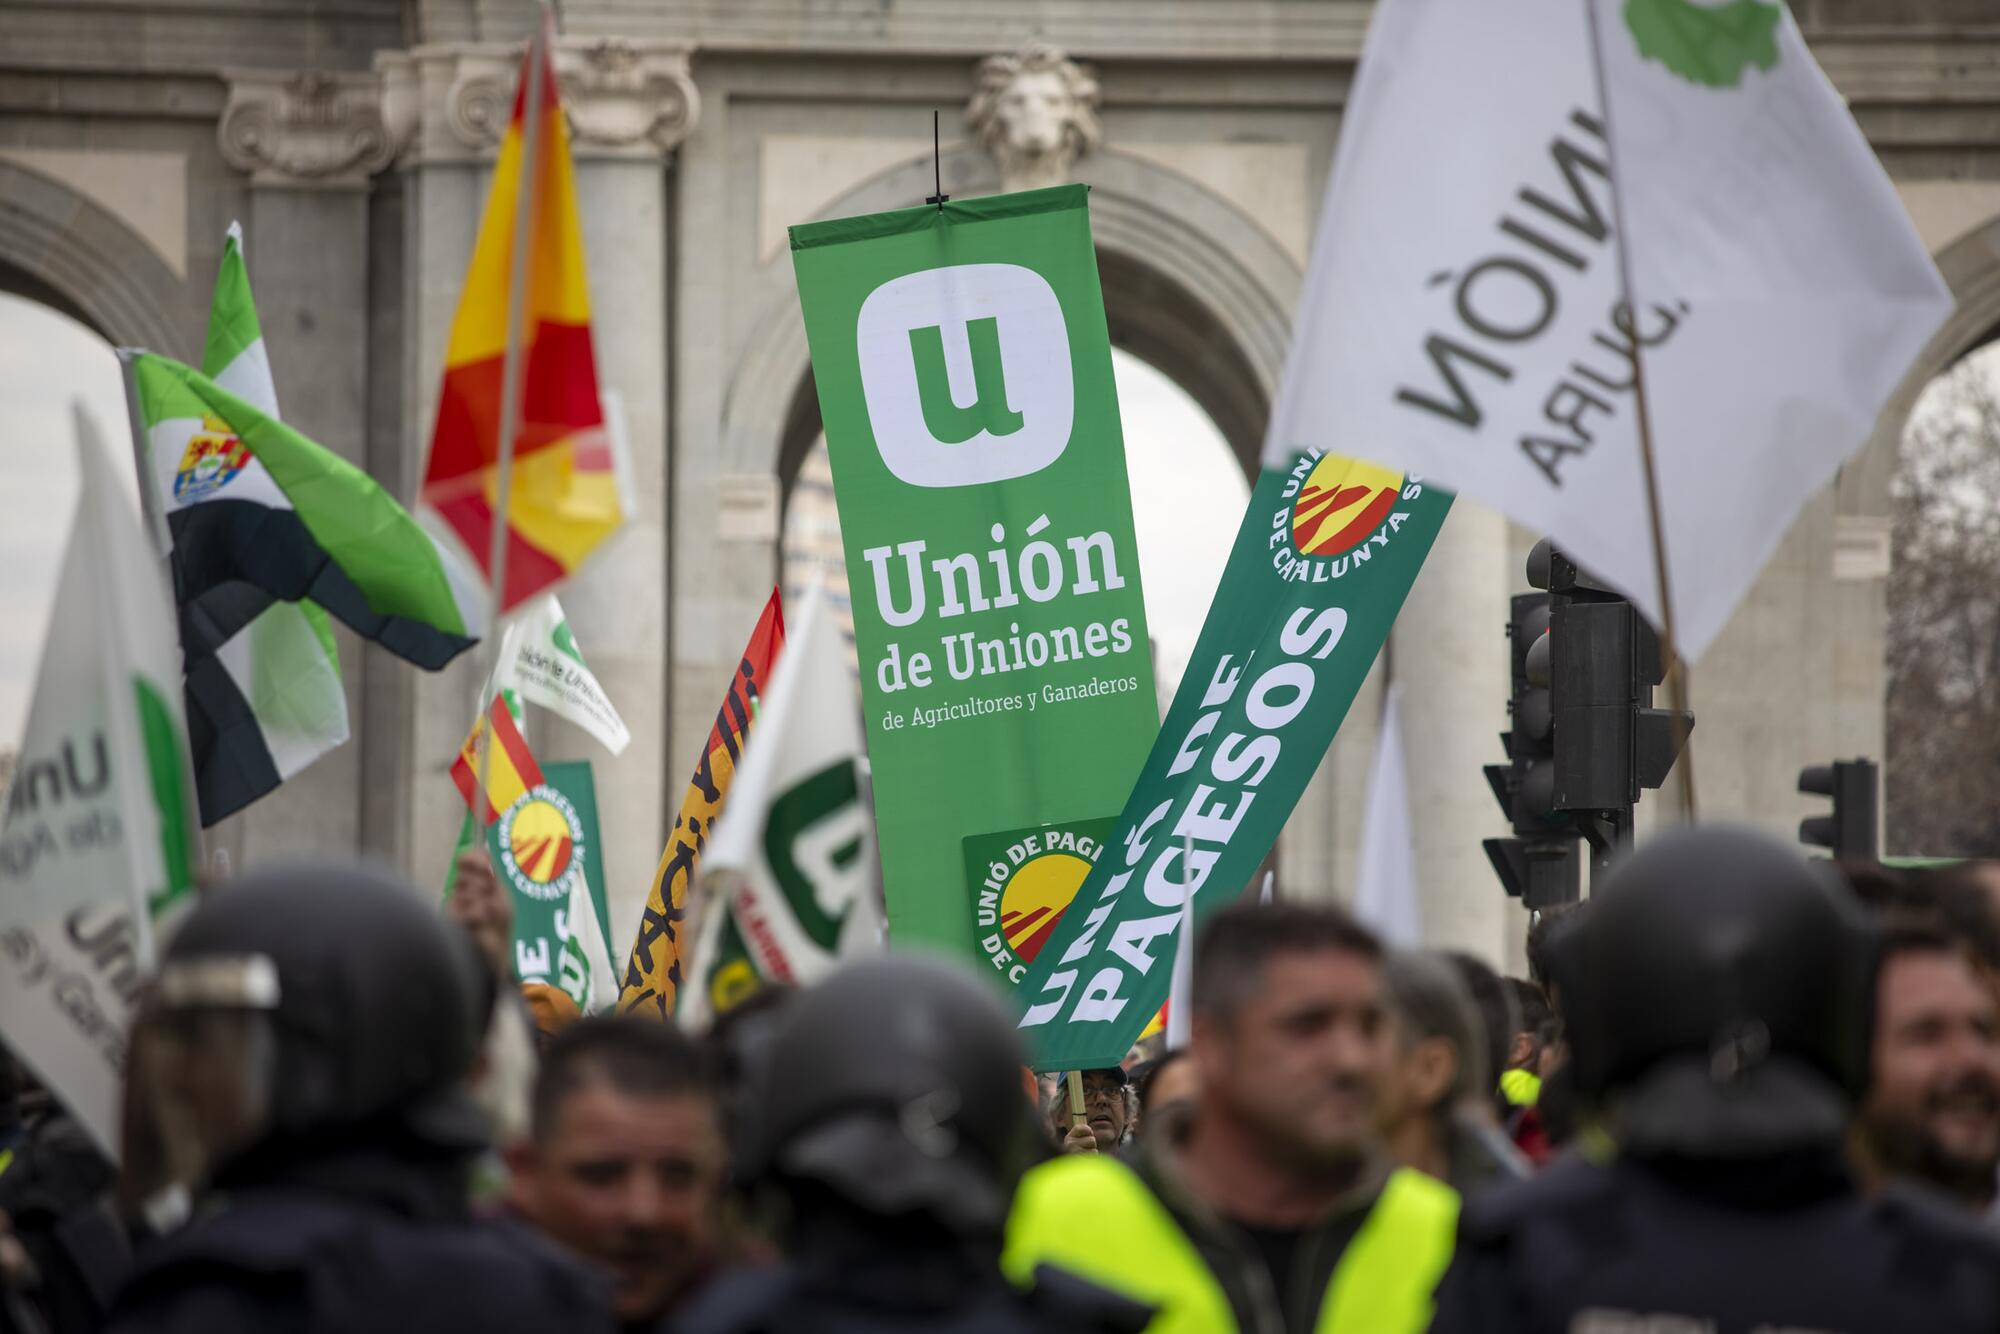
[1886,332,2000,857]
[779,347,1251,709]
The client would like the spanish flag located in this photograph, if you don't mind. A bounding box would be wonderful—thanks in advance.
[422,14,620,613]
[451,694,545,826]
[618,589,786,1019]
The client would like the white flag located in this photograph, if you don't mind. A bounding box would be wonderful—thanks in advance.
[1164,851,1195,1051]
[1271,0,1949,659]
[556,867,620,1014]
[1353,684,1421,948]
[680,585,883,1029]
[0,407,198,1157]
[496,593,630,755]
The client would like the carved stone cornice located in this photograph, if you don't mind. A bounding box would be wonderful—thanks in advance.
[218,69,401,189]
[374,39,699,168]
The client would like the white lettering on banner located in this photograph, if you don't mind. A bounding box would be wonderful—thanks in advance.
[1378,108,1693,495]
[1018,600,1357,1030]
[855,263,1073,488]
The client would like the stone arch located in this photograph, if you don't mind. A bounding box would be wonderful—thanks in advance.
[720,143,1302,513]
[1838,213,2000,521]
[0,159,189,356]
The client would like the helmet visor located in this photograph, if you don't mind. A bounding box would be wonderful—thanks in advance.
[131,955,281,1195]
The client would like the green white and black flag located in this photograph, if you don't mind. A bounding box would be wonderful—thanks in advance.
[124,349,484,825]
[0,408,198,1159]
[156,223,351,824]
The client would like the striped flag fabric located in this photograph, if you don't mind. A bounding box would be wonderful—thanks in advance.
[422,15,622,612]
[125,356,484,825]
[451,694,545,826]
[618,588,786,1019]
[154,222,351,824]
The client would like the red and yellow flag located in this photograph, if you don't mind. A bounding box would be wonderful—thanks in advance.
[618,589,787,1019]
[422,15,620,613]
[451,695,545,826]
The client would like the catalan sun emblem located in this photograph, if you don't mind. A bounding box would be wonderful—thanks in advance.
[498,787,586,903]
[1290,455,1404,558]
[999,850,1094,964]
[173,415,253,503]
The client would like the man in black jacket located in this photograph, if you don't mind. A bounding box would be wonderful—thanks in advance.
[1431,826,2000,1334]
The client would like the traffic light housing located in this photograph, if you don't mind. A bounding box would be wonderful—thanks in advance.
[1489,593,1555,828]
[1482,591,1582,909]
[1528,539,1693,815]
[1798,759,1878,859]
[1486,540,1694,903]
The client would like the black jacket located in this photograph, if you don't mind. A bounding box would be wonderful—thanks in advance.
[1431,1148,2000,1334]
[672,1205,1149,1334]
[0,1111,128,1334]
[103,1149,609,1334]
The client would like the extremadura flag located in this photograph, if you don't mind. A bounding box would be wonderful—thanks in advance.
[155,222,352,826]
[125,352,484,824]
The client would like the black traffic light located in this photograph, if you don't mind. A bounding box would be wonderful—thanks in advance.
[1515,539,1694,876]
[1482,592,1582,909]
[1493,593,1555,826]
[1798,759,1878,859]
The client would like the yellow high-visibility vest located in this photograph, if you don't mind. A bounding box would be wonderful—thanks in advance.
[1004,1153,1458,1334]
[1500,1068,1543,1108]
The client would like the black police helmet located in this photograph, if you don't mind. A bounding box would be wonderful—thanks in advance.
[1552,825,1875,1157]
[739,955,1040,1234]
[160,859,489,1157]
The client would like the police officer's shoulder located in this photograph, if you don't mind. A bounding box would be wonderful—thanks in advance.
[119,1192,361,1280]
[1871,1180,2000,1271]
[379,1213,615,1331]
[1019,1261,1155,1334]
[115,1198,612,1334]
[667,1264,800,1334]
[1450,1152,1618,1244]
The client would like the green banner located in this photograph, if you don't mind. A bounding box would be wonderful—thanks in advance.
[962,816,1115,990]
[487,760,612,995]
[790,184,1157,978]
[1015,451,1451,1070]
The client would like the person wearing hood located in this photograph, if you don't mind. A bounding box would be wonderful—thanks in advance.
[1430,826,2000,1333]
[1378,950,1529,1197]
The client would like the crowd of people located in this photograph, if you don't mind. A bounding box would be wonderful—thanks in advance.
[4,825,2000,1332]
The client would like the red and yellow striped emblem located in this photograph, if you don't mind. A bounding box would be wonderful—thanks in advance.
[451,696,546,826]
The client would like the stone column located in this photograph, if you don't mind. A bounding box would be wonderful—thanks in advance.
[207,70,401,871]
[549,40,696,948]
[372,40,695,939]
[1389,499,1515,964]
